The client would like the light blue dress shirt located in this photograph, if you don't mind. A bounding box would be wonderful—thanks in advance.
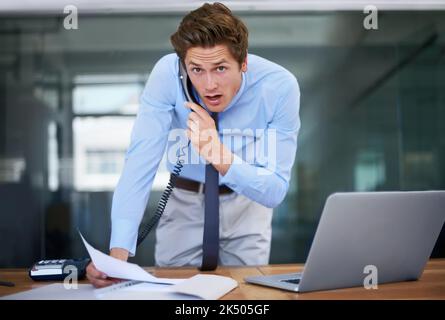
[110,53,301,255]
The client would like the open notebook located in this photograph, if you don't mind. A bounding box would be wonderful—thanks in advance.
[94,274,237,300]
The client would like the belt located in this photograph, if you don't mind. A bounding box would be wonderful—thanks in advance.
[172,175,234,195]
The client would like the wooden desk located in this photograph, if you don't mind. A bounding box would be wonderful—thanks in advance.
[1,259,444,299]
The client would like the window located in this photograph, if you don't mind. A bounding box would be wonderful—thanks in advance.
[72,74,170,191]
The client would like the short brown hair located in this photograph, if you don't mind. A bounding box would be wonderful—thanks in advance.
[170,2,248,66]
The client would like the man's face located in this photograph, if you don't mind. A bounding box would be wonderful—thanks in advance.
[184,44,247,113]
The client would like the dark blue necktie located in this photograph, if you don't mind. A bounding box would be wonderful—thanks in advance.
[200,112,219,271]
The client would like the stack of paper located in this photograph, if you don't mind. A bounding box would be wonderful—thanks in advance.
[79,232,237,299]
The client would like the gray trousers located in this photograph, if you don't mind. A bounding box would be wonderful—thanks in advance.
[155,188,273,267]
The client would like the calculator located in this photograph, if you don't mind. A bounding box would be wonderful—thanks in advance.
[29,258,91,281]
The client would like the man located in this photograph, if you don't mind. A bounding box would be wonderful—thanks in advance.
[87,2,300,288]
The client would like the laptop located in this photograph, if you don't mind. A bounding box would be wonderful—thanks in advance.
[245,191,445,293]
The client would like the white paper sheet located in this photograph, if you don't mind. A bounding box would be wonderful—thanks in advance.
[172,274,238,300]
[95,274,238,300]
[79,232,183,285]
[1,284,97,300]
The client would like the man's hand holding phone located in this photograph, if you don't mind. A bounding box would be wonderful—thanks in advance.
[185,102,234,176]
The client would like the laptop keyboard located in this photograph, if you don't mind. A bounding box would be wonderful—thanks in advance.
[280,278,300,285]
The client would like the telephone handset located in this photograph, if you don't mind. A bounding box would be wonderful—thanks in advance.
[136,59,198,246]
[179,60,200,105]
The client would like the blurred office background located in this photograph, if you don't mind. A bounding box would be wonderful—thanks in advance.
[0,0,444,267]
